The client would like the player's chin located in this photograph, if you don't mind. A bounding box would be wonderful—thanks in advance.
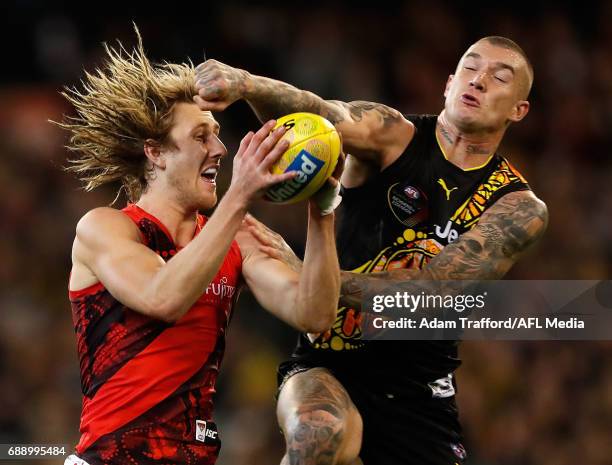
[454,111,485,131]
[197,188,218,210]
[202,193,218,210]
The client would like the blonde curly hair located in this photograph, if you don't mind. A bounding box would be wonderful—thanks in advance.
[54,26,197,202]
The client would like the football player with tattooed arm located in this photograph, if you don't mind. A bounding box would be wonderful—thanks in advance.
[194,36,548,465]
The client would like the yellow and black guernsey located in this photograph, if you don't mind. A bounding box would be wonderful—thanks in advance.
[279,114,531,464]
[282,115,529,380]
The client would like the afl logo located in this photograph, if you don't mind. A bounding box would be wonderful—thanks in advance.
[387,183,429,227]
[404,186,420,200]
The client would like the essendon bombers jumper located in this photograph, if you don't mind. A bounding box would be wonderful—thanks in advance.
[68,204,241,465]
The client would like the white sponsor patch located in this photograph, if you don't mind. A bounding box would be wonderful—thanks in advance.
[196,419,218,443]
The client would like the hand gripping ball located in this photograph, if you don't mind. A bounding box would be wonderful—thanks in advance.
[264,112,341,204]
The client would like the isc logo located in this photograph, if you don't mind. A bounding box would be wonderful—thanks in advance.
[265,149,324,202]
[195,420,219,444]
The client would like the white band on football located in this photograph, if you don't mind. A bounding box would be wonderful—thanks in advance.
[315,183,342,216]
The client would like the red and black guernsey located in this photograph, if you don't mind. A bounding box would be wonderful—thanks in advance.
[69,204,242,465]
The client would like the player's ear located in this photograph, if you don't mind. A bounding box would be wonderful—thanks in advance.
[444,75,454,98]
[509,100,530,123]
[144,139,166,169]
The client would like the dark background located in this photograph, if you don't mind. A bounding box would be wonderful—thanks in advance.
[1,1,611,464]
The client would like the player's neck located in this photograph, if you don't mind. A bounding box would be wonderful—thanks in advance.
[436,112,504,170]
[136,190,199,247]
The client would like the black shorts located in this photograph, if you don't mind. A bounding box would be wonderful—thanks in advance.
[278,359,467,465]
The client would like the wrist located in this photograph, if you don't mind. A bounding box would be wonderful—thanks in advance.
[243,71,261,101]
[312,182,342,216]
[308,201,335,222]
[220,186,249,214]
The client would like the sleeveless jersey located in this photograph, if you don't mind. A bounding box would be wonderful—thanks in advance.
[292,114,530,394]
[69,204,242,465]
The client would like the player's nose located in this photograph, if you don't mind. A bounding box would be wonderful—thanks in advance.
[469,73,486,92]
[209,135,228,160]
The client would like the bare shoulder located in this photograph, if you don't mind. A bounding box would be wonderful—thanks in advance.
[71,207,143,290]
[479,189,549,255]
[486,190,548,226]
[327,99,415,169]
[489,189,547,212]
[335,100,411,130]
[379,114,415,169]
[74,207,142,258]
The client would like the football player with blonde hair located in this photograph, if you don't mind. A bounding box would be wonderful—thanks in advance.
[57,29,341,465]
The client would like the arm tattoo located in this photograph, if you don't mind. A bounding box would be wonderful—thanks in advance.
[331,100,404,129]
[339,191,548,309]
[245,77,403,130]
[245,78,344,124]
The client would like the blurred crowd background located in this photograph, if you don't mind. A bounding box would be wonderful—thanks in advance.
[1,1,611,464]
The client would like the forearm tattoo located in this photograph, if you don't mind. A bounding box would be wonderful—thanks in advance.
[246,78,403,130]
[246,78,341,123]
[339,191,548,309]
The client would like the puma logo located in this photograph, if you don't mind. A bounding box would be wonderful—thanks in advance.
[437,178,458,200]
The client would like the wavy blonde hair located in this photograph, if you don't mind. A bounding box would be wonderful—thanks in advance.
[54,27,196,202]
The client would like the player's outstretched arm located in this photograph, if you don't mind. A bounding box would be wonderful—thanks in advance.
[236,204,339,333]
[72,122,295,322]
[338,190,549,308]
[194,59,414,168]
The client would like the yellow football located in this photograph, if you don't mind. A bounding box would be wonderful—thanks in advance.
[264,112,341,204]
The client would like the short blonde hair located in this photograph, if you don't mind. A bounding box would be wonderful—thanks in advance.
[54,27,196,202]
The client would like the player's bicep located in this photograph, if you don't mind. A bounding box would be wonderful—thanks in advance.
[426,190,548,280]
[326,100,414,167]
[74,208,167,315]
